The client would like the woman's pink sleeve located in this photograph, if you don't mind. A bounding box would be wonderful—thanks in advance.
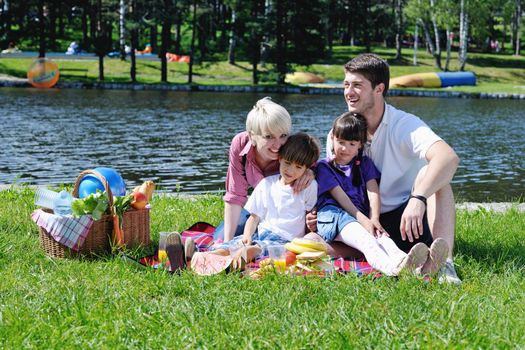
[223,134,249,207]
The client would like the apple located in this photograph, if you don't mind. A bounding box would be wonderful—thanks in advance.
[285,251,297,266]
[130,191,148,209]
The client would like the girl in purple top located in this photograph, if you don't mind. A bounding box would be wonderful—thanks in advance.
[216,97,313,242]
[315,112,429,276]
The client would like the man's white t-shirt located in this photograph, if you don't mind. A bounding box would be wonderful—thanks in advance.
[327,103,441,213]
[245,174,318,241]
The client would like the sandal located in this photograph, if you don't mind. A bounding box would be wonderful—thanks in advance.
[166,232,185,272]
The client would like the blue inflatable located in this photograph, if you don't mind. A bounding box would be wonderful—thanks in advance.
[390,71,476,88]
[78,167,126,198]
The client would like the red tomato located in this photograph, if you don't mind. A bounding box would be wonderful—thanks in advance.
[285,251,297,266]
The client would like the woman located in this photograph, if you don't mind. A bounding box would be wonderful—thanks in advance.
[214,97,313,242]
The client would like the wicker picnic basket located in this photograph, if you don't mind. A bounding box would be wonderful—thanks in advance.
[38,169,150,258]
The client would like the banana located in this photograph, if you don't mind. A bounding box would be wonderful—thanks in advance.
[284,242,319,254]
[291,238,328,252]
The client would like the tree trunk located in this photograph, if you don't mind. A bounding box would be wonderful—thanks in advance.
[413,20,419,65]
[96,0,104,81]
[252,61,258,85]
[119,0,126,60]
[458,0,468,71]
[38,0,46,58]
[444,27,451,71]
[418,18,435,56]
[150,25,157,53]
[275,0,287,84]
[188,0,197,84]
[514,0,522,55]
[394,0,403,60]
[160,1,171,83]
[430,0,442,69]
[228,10,236,64]
[174,19,181,53]
[364,0,371,52]
[82,1,89,49]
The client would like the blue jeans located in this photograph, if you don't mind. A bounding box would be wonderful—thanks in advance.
[212,208,252,240]
[317,205,357,243]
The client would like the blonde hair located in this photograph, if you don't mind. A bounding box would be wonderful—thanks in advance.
[246,97,291,137]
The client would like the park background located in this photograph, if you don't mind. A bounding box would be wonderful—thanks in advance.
[1,1,525,349]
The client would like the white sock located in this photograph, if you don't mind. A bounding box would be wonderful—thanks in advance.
[376,235,407,265]
[337,222,400,276]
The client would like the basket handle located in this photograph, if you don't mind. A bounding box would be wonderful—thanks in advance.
[72,169,114,208]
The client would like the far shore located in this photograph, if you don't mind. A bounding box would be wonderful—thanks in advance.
[1,74,524,100]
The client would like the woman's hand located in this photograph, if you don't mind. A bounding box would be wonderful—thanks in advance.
[292,168,314,193]
[306,208,318,232]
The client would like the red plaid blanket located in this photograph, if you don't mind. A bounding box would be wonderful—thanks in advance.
[179,222,381,277]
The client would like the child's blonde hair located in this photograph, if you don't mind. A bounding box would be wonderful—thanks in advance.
[246,97,291,137]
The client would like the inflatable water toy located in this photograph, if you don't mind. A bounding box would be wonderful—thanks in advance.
[78,167,126,198]
[390,72,476,88]
[286,72,325,84]
[27,58,60,88]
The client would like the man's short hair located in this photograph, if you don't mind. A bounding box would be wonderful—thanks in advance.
[344,53,390,97]
[279,132,320,167]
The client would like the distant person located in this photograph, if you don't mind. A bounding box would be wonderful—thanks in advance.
[136,43,152,55]
[211,132,320,262]
[307,53,461,283]
[65,41,80,55]
[1,42,20,54]
[313,112,446,276]
[213,97,314,243]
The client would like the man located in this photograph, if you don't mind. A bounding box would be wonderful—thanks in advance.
[311,53,461,284]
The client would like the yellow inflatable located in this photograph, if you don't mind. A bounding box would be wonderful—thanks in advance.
[286,72,325,84]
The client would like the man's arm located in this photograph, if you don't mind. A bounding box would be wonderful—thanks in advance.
[401,140,459,242]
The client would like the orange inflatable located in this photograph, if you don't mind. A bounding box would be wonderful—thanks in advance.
[27,58,60,88]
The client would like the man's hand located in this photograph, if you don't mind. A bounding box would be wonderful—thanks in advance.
[306,208,318,232]
[400,198,426,242]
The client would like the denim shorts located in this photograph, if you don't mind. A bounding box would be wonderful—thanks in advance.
[317,205,357,243]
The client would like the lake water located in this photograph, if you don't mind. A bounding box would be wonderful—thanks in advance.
[1,87,524,202]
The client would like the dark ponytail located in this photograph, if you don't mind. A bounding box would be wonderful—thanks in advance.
[352,149,364,187]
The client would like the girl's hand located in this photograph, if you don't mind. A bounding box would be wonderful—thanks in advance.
[292,168,314,193]
[370,217,388,238]
[357,214,383,238]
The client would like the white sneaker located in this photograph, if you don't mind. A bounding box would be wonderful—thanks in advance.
[421,238,449,275]
[438,259,462,284]
[394,242,429,276]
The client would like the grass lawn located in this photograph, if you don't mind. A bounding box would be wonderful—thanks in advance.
[1,45,524,94]
[1,186,524,348]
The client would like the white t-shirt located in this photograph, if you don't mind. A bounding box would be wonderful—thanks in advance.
[245,174,318,241]
[327,103,441,213]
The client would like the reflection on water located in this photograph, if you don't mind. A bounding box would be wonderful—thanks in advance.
[1,88,524,202]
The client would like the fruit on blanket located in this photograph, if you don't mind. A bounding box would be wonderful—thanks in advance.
[285,251,297,266]
[291,238,328,252]
[130,191,148,209]
[132,181,155,202]
[284,242,319,254]
[296,251,326,261]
